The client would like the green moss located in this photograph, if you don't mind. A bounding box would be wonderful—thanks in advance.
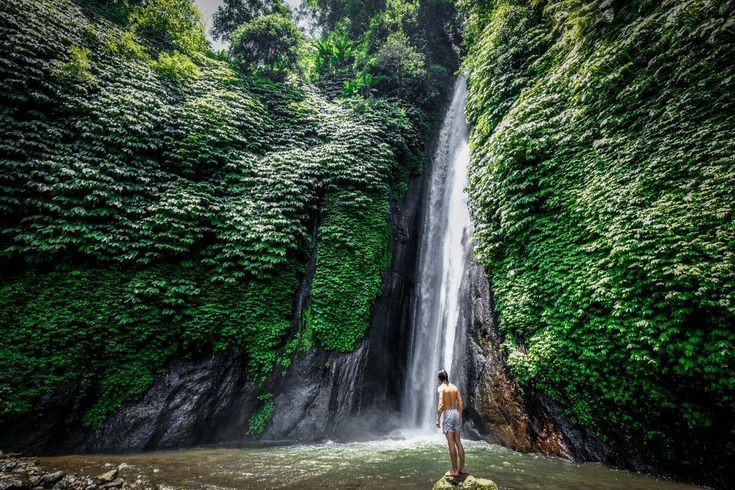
[0,0,421,429]
[463,0,735,476]
[247,393,274,436]
[152,50,201,85]
[309,190,391,351]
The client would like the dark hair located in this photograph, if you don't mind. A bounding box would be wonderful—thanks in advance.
[437,369,448,383]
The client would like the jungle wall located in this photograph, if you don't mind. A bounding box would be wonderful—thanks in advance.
[461,0,735,485]
[0,0,436,450]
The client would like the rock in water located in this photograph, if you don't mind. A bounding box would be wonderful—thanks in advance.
[97,468,118,483]
[33,470,65,487]
[432,474,498,489]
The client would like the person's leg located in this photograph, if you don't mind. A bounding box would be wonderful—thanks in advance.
[444,432,458,475]
[453,431,466,474]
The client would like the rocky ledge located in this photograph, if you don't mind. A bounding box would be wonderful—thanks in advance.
[0,452,155,490]
[432,474,498,489]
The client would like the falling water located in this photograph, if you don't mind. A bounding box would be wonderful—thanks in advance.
[402,77,474,430]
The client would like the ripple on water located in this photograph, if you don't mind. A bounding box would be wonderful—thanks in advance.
[40,438,704,490]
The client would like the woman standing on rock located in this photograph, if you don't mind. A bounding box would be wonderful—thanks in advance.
[435,369,467,477]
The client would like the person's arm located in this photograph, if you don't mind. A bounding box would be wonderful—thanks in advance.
[458,390,464,421]
[436,387,444,428]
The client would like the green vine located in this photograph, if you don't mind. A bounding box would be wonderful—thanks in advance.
[462,0,735,476]
[0,0,421,429]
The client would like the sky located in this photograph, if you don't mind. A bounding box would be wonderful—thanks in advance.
[194,0,304,52]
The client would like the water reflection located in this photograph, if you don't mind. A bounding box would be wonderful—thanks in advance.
[41,436,702,489]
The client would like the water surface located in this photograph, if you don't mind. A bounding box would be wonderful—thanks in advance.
[41,436,702,489]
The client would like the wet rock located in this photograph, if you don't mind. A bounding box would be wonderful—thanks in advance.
[432,474,498,490]
[0,474,30,490]
[33,471,64,487]
[100,478,123,488]
[96,469,117,483]
[52,479,68,489]
[599,0,615,22]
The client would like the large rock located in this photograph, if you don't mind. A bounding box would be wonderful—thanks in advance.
[31,470,65,487]
[432,474,498,490]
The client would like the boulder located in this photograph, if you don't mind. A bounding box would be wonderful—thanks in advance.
[52,479,68,489]
[32,470,64,487]
[432,474,498,490]
[96,468,118,483]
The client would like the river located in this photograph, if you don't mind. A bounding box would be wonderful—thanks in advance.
[36,80,704,490]
[40,436,701,489]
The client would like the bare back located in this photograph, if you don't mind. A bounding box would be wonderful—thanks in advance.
[437,383,462,412]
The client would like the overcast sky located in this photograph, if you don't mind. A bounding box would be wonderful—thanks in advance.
[194,0,304,52]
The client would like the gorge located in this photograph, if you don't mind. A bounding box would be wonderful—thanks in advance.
[1,0,733,489]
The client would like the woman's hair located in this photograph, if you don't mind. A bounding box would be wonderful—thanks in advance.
[437,369,449,383]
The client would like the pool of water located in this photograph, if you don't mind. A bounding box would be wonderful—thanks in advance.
[40,435,702,489]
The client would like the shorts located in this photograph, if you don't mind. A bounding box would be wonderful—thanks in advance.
[442,409,461,433]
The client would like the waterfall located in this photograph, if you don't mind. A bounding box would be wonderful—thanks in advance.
[401,77,474,431]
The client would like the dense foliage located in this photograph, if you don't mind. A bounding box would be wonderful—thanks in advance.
[462,0,735,480]
[211,0,289,42]
[229,13,303,79]
[305,0,461,111]
[128,0,208,54]
[0,0,422,429]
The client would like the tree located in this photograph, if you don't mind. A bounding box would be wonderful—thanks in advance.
[211,0,289,41]
[229,14,303,79]
[365,29,427,100]
[307,0,385,34]
[313,28,355,76]
[128,0,207,54]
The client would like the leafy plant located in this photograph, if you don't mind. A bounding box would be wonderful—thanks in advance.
[152,50,201,85]
[314,27,355,76]
[229,14,303,79]
[105,31,150,61]
[462,0,735,480]
[211,0,289,42]
[128,0,208,54]
[50,45,96,82]
[247,392,274,435]
[342,73,379,97]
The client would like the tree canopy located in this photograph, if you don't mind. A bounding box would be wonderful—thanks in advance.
[229,13,303,79]
[211,0,290,41]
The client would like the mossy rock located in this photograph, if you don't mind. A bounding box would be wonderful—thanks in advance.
[432,474,498,490]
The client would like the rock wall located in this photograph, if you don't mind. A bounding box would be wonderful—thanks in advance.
[0,352,259,454]
[461,259,652,472]
[265,169,426,440]
[0,169,426,453]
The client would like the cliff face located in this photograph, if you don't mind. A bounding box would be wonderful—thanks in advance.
[263,170,426,441]
[461,0,735,485]
[461,261,651,472]
[0,0,427,451]
[0,161,425,454]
